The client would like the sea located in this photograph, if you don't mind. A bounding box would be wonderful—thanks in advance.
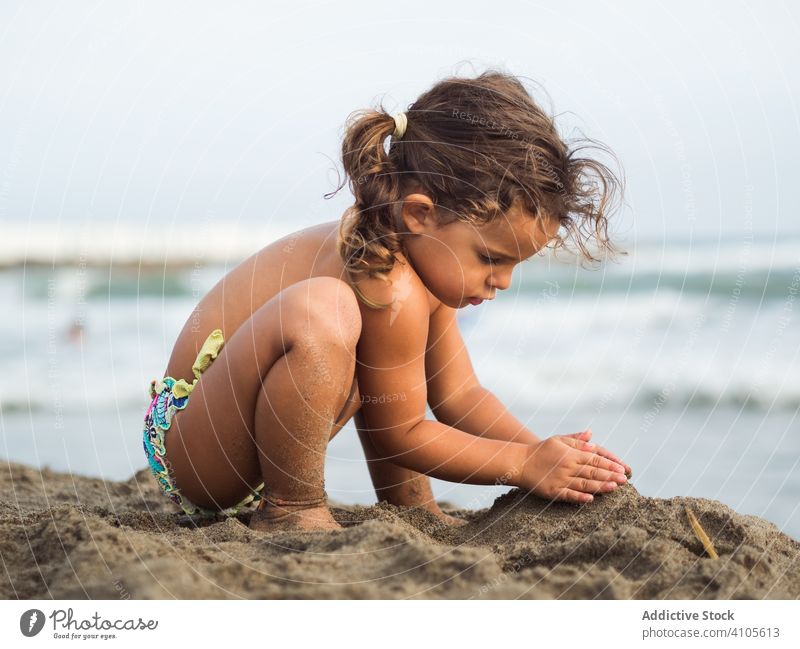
[2,223,799,539]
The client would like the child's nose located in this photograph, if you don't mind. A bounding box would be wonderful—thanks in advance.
[488,267,513,291]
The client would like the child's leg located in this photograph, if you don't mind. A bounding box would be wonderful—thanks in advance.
[164,277,361,532]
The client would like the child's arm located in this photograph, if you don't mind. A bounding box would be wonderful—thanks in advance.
[355,270,627,500]
[425,304,631,475]
[425,303,539,445]
[357,292,527,484]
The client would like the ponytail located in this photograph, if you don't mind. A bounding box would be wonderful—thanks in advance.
[327,109,406,309]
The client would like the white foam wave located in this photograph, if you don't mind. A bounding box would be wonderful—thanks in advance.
[460,293,800,413]
[536,236,800,275]
[6,223,800,275]
[1,221,297,267]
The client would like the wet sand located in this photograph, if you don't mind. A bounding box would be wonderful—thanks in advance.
[1,460,797,599]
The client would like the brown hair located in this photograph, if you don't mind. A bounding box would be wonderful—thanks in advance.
[326,69,624,309]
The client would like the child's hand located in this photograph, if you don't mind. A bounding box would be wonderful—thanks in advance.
[520,436,629,504]
[562,429,632,477]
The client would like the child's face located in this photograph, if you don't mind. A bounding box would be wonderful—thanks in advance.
[399,196,561,309]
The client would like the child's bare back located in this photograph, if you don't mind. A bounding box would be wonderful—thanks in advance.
[164,218,364,425]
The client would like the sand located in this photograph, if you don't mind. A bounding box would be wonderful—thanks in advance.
[1,460,798,599]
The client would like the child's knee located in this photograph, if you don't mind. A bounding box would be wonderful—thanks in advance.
[285,277,362,349]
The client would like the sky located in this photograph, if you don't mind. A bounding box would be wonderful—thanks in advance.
[0,0,798,245]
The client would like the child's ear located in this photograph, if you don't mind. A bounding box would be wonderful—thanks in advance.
[400,193,436,234]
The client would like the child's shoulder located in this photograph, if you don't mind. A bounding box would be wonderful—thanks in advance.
[352,251,440,323]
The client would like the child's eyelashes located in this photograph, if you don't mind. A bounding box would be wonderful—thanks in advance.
[478,253,501,266]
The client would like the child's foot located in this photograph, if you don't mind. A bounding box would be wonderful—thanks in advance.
[433,511,468,527]
[249,504,342,533]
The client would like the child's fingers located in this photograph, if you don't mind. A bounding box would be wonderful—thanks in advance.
[558,435,632,475]
[555,488,594,504]
[567,477,620,494]
[558,435,625,473]
[558,435,596,452]
[592,445,631,473]
[575,464,627,485]
[579,449,626,475]
[564,430,592,442]
[557,437,627,475]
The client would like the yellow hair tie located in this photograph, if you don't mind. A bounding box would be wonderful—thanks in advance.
[392,112,407,139]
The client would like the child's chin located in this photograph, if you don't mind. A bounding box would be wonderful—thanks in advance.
[434,291,477,310]
[428,291,464,309]
[450,296,472,309]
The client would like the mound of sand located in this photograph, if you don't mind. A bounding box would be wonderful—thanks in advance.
[1,461,797,599]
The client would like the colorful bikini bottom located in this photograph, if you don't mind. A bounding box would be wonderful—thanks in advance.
[142,329,264,518]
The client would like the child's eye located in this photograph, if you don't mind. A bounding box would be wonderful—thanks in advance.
[479,253,500,265]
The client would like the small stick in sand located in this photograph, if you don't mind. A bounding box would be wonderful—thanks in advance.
[686,507,719,559]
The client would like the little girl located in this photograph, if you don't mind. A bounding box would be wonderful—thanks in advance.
[143,70,632,532]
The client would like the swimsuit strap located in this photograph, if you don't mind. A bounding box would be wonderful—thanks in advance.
[171,328,225,398]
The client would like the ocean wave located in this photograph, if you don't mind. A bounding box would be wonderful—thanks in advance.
[511,267,800,300]
[6,257,799,303]
[5,224,799,274]
[3,380,797,417]
[630,387,800,414]
[0,396,150,416]
[0,222,295,268]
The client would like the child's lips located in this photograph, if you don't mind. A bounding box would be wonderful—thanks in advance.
[467,297,484,305]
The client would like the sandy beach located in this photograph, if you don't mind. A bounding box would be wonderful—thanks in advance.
[0,460,797,599]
